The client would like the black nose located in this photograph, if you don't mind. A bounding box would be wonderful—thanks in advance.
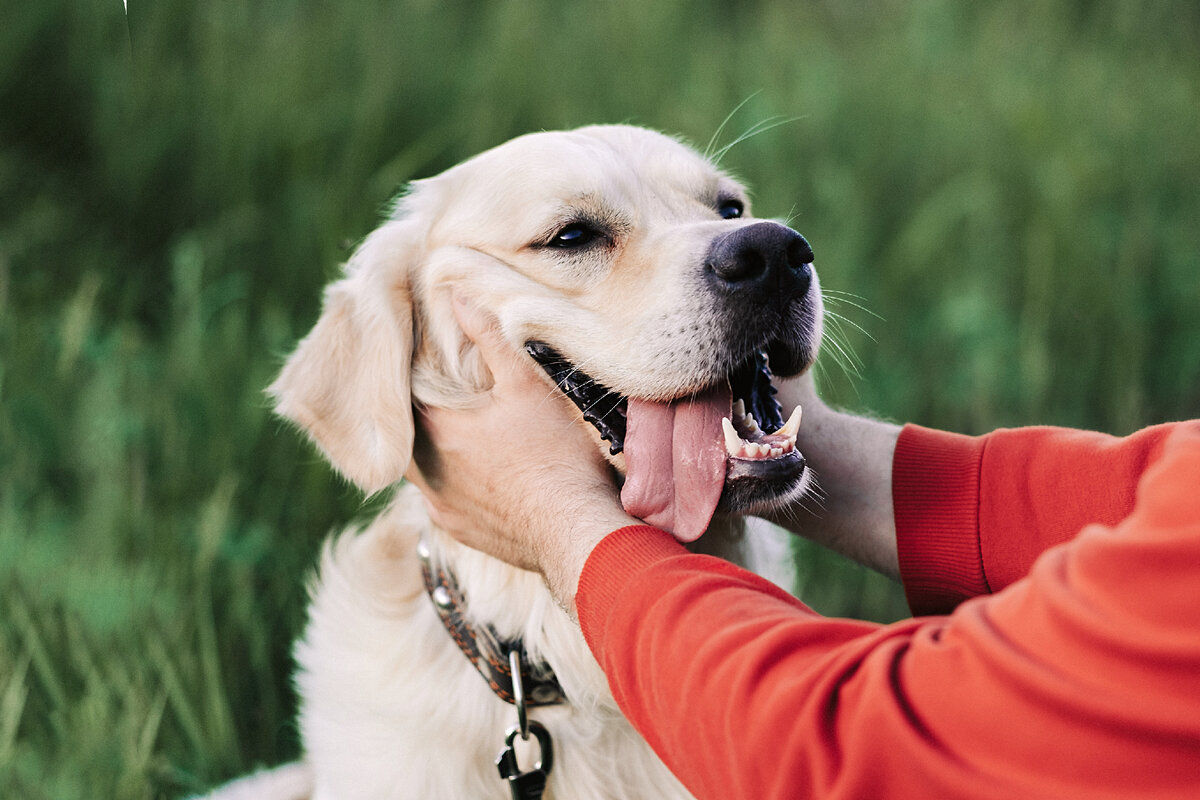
[705,221,813,301]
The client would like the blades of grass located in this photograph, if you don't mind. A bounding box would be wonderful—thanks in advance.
[193,473,242,765]
[9,587,69,730]
[147,631,207,758]
[137,690,168,764]
[0,649,32,763]
[56,272,102,378]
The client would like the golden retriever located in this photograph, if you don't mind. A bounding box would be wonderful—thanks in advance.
[201,124,822,799]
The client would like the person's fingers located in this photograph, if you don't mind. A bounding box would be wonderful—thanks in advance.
[451,293,534,388]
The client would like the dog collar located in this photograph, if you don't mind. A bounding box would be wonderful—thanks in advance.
[417,536,566,708]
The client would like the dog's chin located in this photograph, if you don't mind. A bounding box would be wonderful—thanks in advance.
[718,450,810,515]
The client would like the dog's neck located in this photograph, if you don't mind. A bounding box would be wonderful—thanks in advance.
[416,503,748,709]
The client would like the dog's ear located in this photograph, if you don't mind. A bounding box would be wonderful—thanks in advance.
[269,219,421,494]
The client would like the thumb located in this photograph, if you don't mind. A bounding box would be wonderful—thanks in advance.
[451,293,534,388]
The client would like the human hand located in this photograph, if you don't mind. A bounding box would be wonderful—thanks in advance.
[405,296,640,612]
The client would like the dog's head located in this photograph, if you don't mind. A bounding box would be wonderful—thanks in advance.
[270,125,822,540]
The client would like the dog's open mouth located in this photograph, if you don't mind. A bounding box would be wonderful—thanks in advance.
[526,342,807,542]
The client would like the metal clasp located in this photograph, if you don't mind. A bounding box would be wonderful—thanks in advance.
[496,648,554,799]
[495,720,554,800]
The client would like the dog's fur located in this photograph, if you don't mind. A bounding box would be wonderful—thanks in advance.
[201,125,822,799]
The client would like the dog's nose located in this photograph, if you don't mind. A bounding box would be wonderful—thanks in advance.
[705,221,813,301]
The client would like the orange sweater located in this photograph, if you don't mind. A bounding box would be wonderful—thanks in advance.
[576,422,1200,799]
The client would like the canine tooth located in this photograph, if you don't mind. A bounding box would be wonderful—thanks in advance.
[722,418,744,456]
[777,405,803,438]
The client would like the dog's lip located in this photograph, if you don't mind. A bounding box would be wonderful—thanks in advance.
[524,341,628,455]
[725,448,806,483]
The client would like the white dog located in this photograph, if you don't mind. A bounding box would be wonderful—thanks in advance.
[202,125,823,800]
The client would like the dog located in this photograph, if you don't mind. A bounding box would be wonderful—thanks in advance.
[202,124,823,799]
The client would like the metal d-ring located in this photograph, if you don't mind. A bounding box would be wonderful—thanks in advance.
[509,648,529,741]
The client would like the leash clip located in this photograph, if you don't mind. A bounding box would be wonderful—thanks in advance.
[496,719,554,800]
[496,649,554,799]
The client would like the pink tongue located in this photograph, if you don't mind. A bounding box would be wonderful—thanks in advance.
[619,383,730,542]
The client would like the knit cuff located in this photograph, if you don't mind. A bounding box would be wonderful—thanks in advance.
[893,424,990,615]
[576,525,687,660]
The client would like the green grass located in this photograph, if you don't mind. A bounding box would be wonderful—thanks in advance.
[2,0,1199,796]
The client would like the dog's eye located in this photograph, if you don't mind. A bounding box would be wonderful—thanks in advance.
[718,199,745,220]
[549,223,601,249]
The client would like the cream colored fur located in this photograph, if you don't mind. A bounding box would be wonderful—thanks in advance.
[199,125,816,800]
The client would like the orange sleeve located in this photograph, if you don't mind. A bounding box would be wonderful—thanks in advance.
[576,423,1200,800]
[895,422,1183,614]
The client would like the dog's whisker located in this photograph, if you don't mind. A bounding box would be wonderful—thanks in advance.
[711,116,788,163]
[813,356,864,403]
[820,328,862,380]
[704,91,764,160]
[781,479,828,527]
[579,390,624,421]
[823,315,869,366]
[711,115,807,166]
[824,309,876,345]
[821,288,875,303]
[822,293,884,322]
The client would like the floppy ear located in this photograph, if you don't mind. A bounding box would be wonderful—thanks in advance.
[268,219,420,494]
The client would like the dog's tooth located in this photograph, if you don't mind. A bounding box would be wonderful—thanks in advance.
[722,417,744,456]
[777,404,803,438]
[770,446,783,458]
[733,399,746,420]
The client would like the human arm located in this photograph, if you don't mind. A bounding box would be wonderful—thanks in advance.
[765,375,902,579]
[579,424,1200,799]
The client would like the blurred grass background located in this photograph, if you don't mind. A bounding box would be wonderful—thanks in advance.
[2,0,1198,796]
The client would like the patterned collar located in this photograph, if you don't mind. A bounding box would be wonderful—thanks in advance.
[417,536,566,708]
